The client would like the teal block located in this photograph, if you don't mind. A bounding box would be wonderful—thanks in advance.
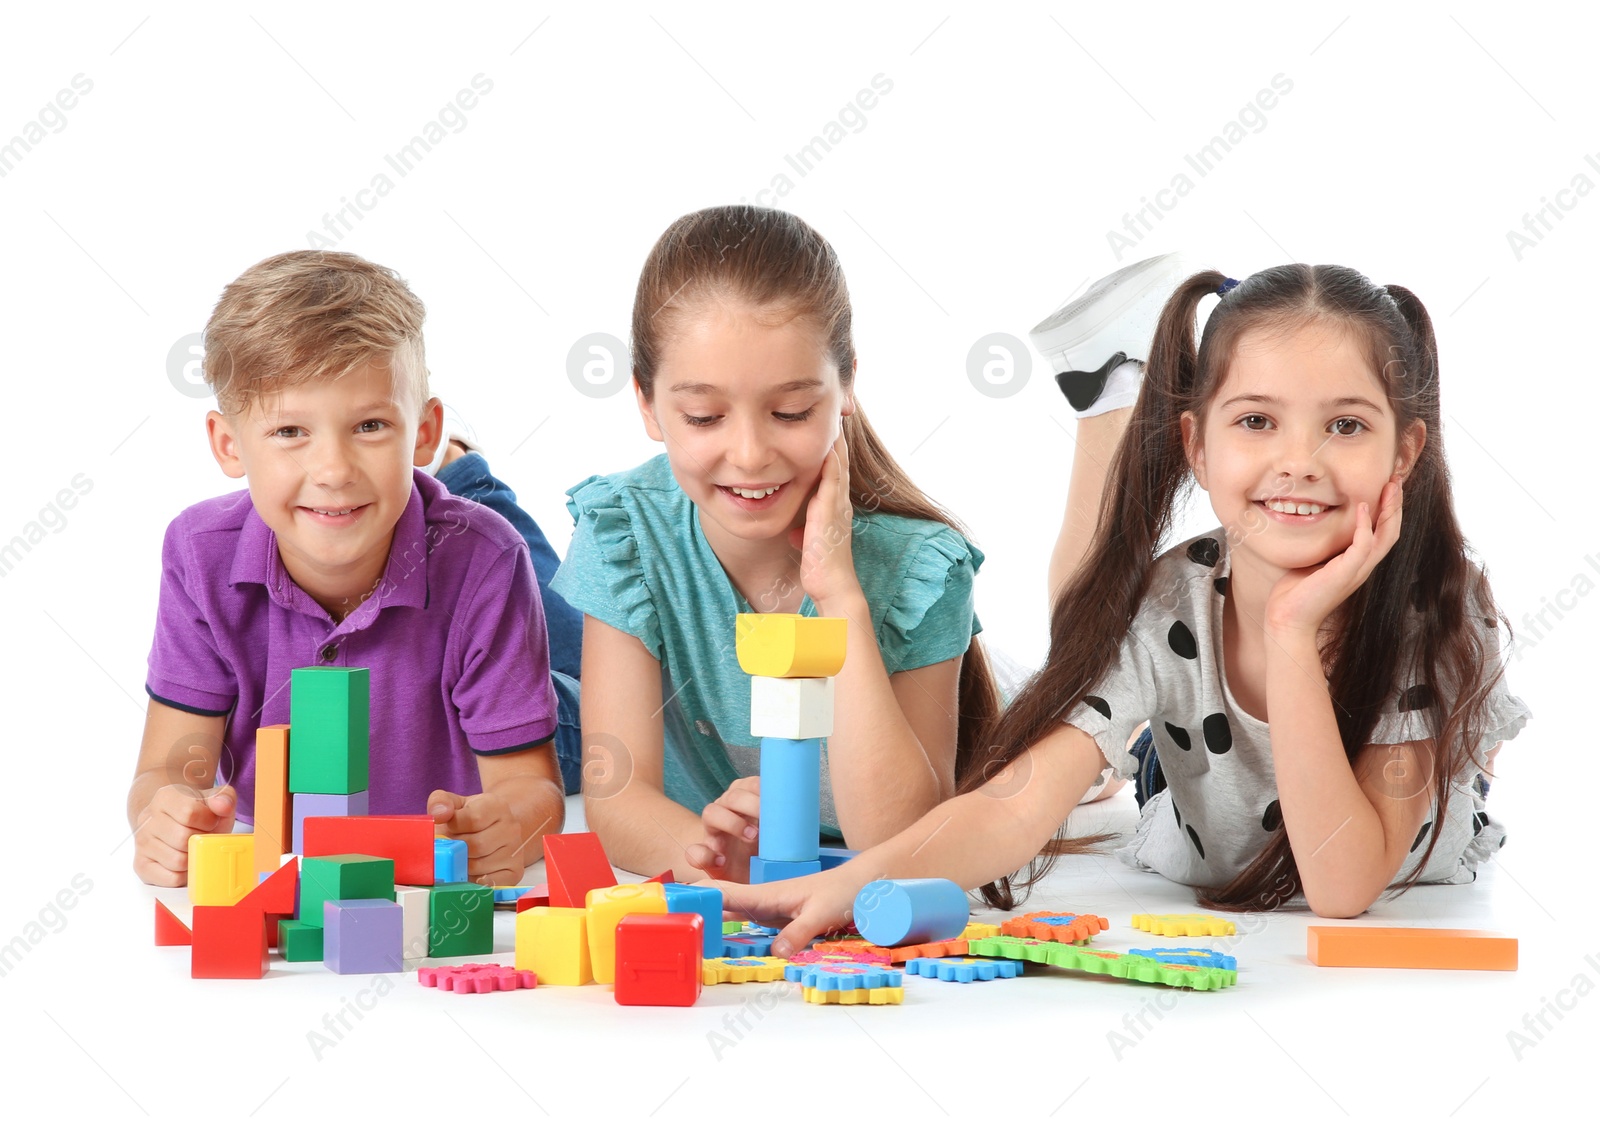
[289,667,370,794]
[428,883,494,958]
[299,854,394,929]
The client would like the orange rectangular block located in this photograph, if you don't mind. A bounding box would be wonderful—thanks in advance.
[1307,925,1517,971]
[253,724,292,875]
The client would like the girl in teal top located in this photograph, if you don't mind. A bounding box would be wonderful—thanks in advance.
[551,205,1000,882]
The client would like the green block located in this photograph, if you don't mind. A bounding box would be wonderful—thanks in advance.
[300,854,394,929]
[289,667,370,794]
[279,919,324,962]
[428,883,494,958]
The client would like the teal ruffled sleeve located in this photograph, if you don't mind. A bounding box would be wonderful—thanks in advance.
[550,474,664,659]
[867,520,984,674]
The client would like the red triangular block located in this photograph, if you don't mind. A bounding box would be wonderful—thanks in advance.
[644,870,676,885]
[155,901,191,946]
[515,883,550,914]
[543,832,617,907]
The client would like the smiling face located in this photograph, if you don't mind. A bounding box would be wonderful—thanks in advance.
[1183,319,1425,576]
[207,356,443,615]
[637,301,852,556]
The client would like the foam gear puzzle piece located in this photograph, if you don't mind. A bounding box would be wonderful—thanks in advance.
[853,878,968,948]
[299,855,395,929]
[434,838,467,885]
[962,923,1001,940]
[803,984,905,1005]
[325,898,405,975]
[1306,925,1517,971]
[1131,913,1236,938]
[702,956,791,985]
[789,947,893,966]
[1130,947,1238,971]
[303,815,435,886]
[288,665,370,794]
[428,883,495,958]
[155,901,191,946]
[544,832,618,908]
[787,961,905,1005]
[515,907,592,985]
[278,919,324,962]
[615,913,704,1006]
[969,935,1236,990]
[191,902,268,979]
[419,963,538,993]
[749,856,821,884]
[1001,911,1111,944]
[749,676,836,740]
[253,724,292,875]
[815,936,972,963]
[292,790,369,855]
[735,613,848,678]
[904,956,1023,982]
[719,934,776,959]
[188,833,257,906]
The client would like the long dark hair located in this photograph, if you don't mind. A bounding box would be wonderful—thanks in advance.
[960,264,1505,912]
[631,205,1001,784]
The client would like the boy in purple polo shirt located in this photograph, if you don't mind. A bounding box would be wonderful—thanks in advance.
[127,250,564,888]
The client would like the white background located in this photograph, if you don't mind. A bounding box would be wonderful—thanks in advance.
[1,1,1593,1121]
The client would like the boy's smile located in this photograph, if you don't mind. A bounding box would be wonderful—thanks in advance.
[207,358,442,618]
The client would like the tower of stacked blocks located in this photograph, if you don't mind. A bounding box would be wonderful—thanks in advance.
[735,614,850,884]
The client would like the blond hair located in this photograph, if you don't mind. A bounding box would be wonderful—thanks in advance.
[204,250,428,415]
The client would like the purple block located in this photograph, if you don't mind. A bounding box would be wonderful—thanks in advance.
[291,790,369,855]
[324,899,404,974]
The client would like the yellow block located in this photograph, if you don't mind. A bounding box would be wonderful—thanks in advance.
[253,725,291,876]
[187,833,257,906]
[515,907,593,985]
[735,614,847,678]
[584,883,667,984]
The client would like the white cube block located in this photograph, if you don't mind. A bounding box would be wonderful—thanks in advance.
[750,676,835,739]
[395,885,431,962]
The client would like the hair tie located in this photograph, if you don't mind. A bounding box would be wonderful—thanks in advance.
[1217,277,1241,296]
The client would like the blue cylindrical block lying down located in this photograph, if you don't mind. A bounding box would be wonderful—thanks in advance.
[853,878,969,947]
[758,736,821,863]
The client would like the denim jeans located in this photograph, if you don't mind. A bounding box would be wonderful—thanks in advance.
[1130,726,1165,809]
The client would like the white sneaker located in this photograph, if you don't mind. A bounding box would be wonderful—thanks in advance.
[1029,253,1189,411]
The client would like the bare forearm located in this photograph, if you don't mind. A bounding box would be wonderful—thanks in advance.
[586,787,711,880]
[1267,636,1391,915]
[485,773,566,869]
[820,594,943,846]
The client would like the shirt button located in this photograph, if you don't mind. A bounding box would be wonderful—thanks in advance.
[320,643,338,661]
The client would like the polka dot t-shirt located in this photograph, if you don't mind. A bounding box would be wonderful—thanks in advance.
[1064,530,1530,890]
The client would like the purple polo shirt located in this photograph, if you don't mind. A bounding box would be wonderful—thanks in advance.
[146,470,558,824]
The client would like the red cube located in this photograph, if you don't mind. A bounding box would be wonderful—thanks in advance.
[191,903,268,979]
[614,913,703,1006]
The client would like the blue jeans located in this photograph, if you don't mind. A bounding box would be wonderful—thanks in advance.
[438,453,584,795]
[1131,726,1164,809]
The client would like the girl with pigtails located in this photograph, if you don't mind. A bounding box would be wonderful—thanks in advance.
[724,256,1529,953]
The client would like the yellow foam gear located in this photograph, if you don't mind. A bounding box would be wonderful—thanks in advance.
[961,923,1002,940]
[1131,913,1237,938]
[802,984,905,1005]
[702,957,790,985]
[735,614,848,678]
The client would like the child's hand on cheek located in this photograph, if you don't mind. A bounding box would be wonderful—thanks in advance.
[1265,477,1404,640]
[791,431,862,615]
[686,776,760,882]
[428,789,524,888]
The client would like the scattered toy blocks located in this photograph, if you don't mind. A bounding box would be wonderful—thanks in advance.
[288,666,370,794]
[253,724,292,875]
[188,833,257,906]
[394,887,430,961]
[543,832,618,908]
[515,885,551,914]
[735,613,848,678]
[817,847,859,871]
[615,913,704,1006]
[664,883,725,959]
[434,838,467,885]
[236,857,299,948]
[303,815,435,886]
[1001,911,1110,944]
[702,957,790,985]
[904,957,1023,982]
[1306,925,1517,971]
[299,855,395,929]
[325,899,405,975]
[291,790,369,854]
[429,883,494,958]
[191,902,268,979]
[585,884,667,982]
[155,901,191,946]
[278,919,324,962]
[1131,913,1236,938]
[419,963,537,993]
[749,676,835,740]
[515,907,592,986]
[854,878,969,947]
